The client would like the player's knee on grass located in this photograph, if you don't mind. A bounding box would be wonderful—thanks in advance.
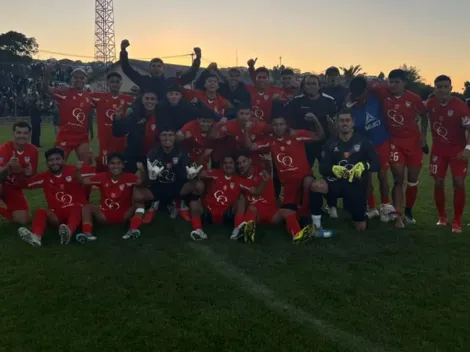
[11,210,30,225]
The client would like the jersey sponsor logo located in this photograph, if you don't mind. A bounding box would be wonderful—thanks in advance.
[387,109,404,126]
[172,157,179,165]
[104,198,120,210]
[72,108,86,124]
[214,190,228,205]
[159,169,176,183]
[253,107,265,120]
[353,144,361,152]
[247,194,266,205]
[105,108,116,121]
[275,153,297,171]
[338,160,355,170]
[55,192,73,205]
[432,122,448,140]
[364,112,381,131]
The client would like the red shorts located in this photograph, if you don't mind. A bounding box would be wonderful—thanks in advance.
[206,206,230,224]
[389,138,423,168]
[430,146,468,179]
[254,205,278,224]
[374,141,390,170]
[52,206,81,223]
[282,180,303,205]
[55,132,89,156]
[1,186,29,212]
[102,209,129,224]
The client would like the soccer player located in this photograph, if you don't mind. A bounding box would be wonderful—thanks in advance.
[17,148,95,247]
[234,152,316,244]
[0,122,38,224]
[43,67,95,162]
[370,69,428,227]
[427,75,470,233]
[75,153,145,242]
[184,74,232,116]
[347,76,395,221]
[131,127,205,237]
[322,66,349,110]
[308,111,380,231]
[280,68,299,100]
[91,72,134,172]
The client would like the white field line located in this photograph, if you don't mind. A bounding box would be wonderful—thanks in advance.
[188,243,397,352]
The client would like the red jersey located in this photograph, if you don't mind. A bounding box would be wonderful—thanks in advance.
[89,172,138,212]
[246,85,284,122]
[25,165,95,210]
[50,88,95,135]
[371,83,426,139]
[91,92,134,151]
[255,130,313,183]
[0,141,38,188]
[180,120,215,168]
[426,96,470,150]
[143,115,158,155]
[202,169,241,213]
[239,168,276,207]
[184,89,228,116]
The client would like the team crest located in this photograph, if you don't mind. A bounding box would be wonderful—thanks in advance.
[405,101,411,108]
[390,144,395,150]
[344,152,350,158]
[448,110,454,117]
[120,99,125,104]
[230,183,235,189]
[353,144,361,152]
[264,95,269,100]
[61,142,66,146]
[151,124,156,131]
[286,140,291,145]
[66,176,72,182]
[250,135,256,140]
[119,184,125,191]
[85,98,90,103]
[25,157,30,163]
[172,157,179,165]
[432,156,438,162]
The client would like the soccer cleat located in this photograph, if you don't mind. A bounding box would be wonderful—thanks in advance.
[243,221,256,243]
[190,229,208,241]
[328,206,338,219]
[58,224,72,245]
[142,210,155,224]
[75,233,97,244]
[367,208,379,219]
[394,217,405,229]
[292,225,316,244]
[122,229,141,240]
[436,217,447,226]
[379,204,395,223]
[452,221,462,234]
[230,222,247,241]
[404,216,417,225]
[18,227,41,247]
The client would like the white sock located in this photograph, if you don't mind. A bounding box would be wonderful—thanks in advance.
[311,215,322,228]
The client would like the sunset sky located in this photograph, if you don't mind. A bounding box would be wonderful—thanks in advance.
[1,0,468,91]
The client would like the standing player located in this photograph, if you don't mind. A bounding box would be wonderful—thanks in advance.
[0,122,38,224]
[91,72,134,172]
[75,153,145,242]
[370,69,428,227]
[280,68,299,100]
[17,148,95,247]
[322,66,349,110]
[43,67,95,162]
[427,75,470,233]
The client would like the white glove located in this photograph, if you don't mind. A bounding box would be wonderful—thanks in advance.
[147,160,164,180]
[186,165,203,180]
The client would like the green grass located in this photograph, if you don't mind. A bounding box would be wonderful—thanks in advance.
[1,125,469,352]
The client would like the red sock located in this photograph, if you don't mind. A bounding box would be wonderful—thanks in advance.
[368,193,376,209]
[129,215,143,230]
[285,213,301,237]
[234,212,244,227]
[32,208,48,237]
[405,184,418,209]
[0,207,12,221]
[191,216,202,231]
[67,207,82,233]
[453,188,466,223]
[434,186,446,218]
[244,208,257,223]
[381,195,390,205]
[82,222,93,234]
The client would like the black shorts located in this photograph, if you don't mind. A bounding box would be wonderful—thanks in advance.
[202,207,235,226]
[325,178,367,222]
[305,143,324,167]
[149,182,184,205]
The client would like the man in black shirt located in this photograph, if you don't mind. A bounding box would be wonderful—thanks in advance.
[321,66,349,111]
[308,110,380,231]
[130,127,207,240]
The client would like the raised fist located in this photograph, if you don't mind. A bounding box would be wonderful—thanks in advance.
[121,39,130,51]
[193,47,201,58]
[247,58,258,68]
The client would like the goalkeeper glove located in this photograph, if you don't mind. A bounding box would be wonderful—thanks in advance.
[147,160,164,181]
[332,165,347,179]
[186,165,203,180]
[348,162,369,182]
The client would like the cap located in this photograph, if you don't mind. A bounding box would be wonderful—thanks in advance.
[325,66,340,76]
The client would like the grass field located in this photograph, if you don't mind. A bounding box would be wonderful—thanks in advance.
[1,125,469,352]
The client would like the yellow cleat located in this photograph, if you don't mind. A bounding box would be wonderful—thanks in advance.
[292,224,316,244]
[243,221,256,243]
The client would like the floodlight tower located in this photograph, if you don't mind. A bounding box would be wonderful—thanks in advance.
[94,0,116,90]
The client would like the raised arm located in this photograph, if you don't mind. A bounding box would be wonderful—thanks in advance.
[119,40,145,88]
[179,48,202,87]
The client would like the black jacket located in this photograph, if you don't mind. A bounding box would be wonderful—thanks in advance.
[157,99,203,131]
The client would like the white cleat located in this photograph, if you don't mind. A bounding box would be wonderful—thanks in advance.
[122,229,141,240]
[58,224,72,245]
[190,229,208,241]
[18,227,42,247]
[328,206,338,219]
[75,233,97,244]
[379,204,395,223]
[367,208,380,219]
[230,221,247,241]
[404,216,417,225]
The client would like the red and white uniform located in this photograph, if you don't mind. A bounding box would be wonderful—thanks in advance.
[180,120,216,169]
[246,85,284,122]
[427,96,470,179]
[25,165,95,221]
[0,141,38,213]
[255,130,313,205]
[202,169,241,224]
[91,92,134,165]
[184,89,228,117]
[89,172,138,223]
[50,88,95,156]
[143,115,158,155]
[371,83,427,167]
[239,167,278,224]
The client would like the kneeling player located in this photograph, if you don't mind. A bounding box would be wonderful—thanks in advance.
[17,148,95,247]
[234,152,316,243]
[75,153,145,242]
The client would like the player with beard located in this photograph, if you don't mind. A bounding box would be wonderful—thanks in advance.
[234,152,316,244]
[0,122,38,224]
[112,90,158,173]
[17,148,95,247]
[91,72,134,172]
[43,67,94,163]
[347,76,395,222]
[370,69,428,227]
[131,128,206,240]
[426,75,470,233]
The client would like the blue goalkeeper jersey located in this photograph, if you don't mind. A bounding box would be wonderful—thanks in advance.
[351,93,389,146]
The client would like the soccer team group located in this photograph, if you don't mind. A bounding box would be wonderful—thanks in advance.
[1,41,469,248]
